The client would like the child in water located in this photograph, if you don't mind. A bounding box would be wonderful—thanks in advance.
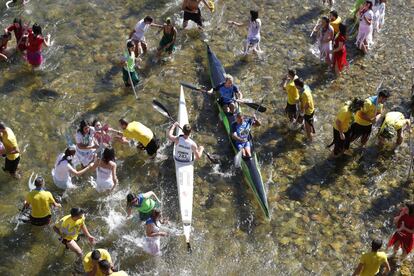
[228,10,262,55]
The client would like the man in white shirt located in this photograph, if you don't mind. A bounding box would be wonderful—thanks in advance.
[129,16,161,56]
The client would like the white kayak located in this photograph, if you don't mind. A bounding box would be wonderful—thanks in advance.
[173,86,194,245]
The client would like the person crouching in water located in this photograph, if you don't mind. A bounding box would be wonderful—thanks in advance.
[329,98,364,158]
[126,191,162,221]
[377,111,410,148]
[23,176,61,226]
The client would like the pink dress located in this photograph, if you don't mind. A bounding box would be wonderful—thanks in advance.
[356,9,374,49]
[318,25,334,64]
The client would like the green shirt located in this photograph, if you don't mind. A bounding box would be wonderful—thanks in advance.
[124,50,135,72]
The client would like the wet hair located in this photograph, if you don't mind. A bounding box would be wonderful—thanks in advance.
[329,10,338,19]
[13,18,22,26]
[32,23,42,37]
[294,78,304,88]
[183,124,192,136]
[78,120,90,134]
[338,23,347,36]
[144,16,154,23]
[34,176,44,187]
[371,239,383,251]
[98,260,111,273]
[91,250,101,261]
[58,147,76,166]
[0,122,5,130]
[321,16,330,26]
[119,118,128,127]
[150,208,161,226]
[349,98,365,113]
[288,69,296,78]
[365,0,373,9]
[250,10,259,22]
[378,89,391,98]
[102,147,115,163]
[70,207,85,217]
[126,40,134,49]
[127,193,137,206]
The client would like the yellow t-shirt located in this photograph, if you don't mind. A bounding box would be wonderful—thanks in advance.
[26,190,56,218]
[330,17,342,35]
[380,112,407,133]
[1,127,20,160]
[354,97,383,126]
[359,251,387,276]
[111,271,128,276]
[300,86,314,115]
[333,104,352,132]
[83,249,112,276]
[123,121,154,147]
[56,214,85,241]
[284,78,299,105]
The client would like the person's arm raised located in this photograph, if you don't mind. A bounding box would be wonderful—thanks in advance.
[167,122,179,143]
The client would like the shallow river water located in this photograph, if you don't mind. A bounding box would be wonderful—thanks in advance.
[1,0,414,275]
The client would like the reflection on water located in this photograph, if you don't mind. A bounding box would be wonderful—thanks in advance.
[1,0,414,274]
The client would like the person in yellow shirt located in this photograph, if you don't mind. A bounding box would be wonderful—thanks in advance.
[281,69,299,125]
[352,239,390,276]
[99,260,128,275]
[23,176,61,226]
[83,249,113,276]
[53,207,96,258]
[329,10,342,36]
[350,89,391,146]
[378,111,410,147]
[295,78,315,141]
[0,122,20,178]
[117,119,159,156]
[329,98,364,157]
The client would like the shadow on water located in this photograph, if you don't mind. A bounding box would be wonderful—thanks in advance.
[286,157,351,201]
[30,88,60,101]
[289,7,322,26]
[100,65,122,85]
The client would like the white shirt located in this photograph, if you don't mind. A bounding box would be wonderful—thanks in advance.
[133,19,149,40]
[174,136,196,162]
[247,19,261,40]
[53,153,73,181]
[75,127,95,148]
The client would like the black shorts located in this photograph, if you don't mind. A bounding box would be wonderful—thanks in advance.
[145,137,159,156]
[350,123,372,142]
[304,112,316,133]
[183,8,202,26]
[285,103,297,117]
[4,156,20,174]
[332,128,351,155]
[30,215,51,226]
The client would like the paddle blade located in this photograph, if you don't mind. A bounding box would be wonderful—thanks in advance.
[152,100,172,119]
[241,102,267,113]
[204,151,220,164]
[234,150,242,168]
[180,82,201,91]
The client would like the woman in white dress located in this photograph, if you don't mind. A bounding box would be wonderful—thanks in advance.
[144,209,167,256]
[52,146,93,189]
[356,0,374,54]
[318,16,334,66]
[90,147,118,193]
[75,120,98,168]
[373,0,386,33]
[228,10,262,55]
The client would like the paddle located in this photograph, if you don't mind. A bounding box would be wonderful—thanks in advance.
[309,19,320,38]
[180,82,267,113]
[152,100,220,164]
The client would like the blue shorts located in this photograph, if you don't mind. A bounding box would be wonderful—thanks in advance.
[235,141,251,151]
[248,38,260,45]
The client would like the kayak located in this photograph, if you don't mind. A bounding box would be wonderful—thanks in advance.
[206,44,270,219]
[173,86,195,244]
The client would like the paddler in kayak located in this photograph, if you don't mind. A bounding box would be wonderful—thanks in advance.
[208,74,243,114]
[117,119,160,156]
[377,111,410,148]
[167,122,204,162]
[126,191,162,221]
[23,176,61,226]
[231,112,261,159]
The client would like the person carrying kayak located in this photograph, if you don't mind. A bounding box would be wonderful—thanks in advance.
[167,122,204,162]
[23,176,61,226]
[0,121,21,179]
[126,191,161,221]
[53,207,96,258]
[98,260,128,276]
[349,89,391,147]
[231,112,260,159]
[117,119,159,156]
[377,111,411,148]
[83,249,113,276]
[209,74,243,114]
[295,78,315,141]
[329,98,365,157]
[52,145,93,190]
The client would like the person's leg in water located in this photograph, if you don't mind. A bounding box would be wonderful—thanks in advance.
[133,40,141,57]
[66,240,83,258]
[140,41,148,55]
[304,121,313,141]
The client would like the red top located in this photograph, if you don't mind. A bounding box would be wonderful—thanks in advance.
[6,24,23,41]
[27,31,45,53]
[397,214,414,235]
[333,34,346,51]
